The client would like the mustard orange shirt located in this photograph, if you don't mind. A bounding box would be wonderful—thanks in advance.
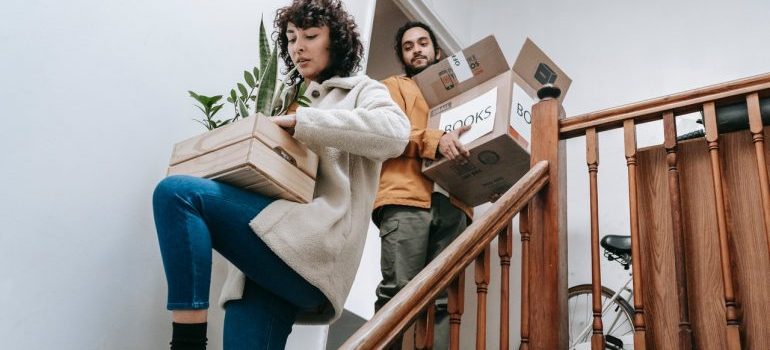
[374,75,473,219]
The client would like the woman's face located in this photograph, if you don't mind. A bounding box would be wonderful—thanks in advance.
[286,22,330,83]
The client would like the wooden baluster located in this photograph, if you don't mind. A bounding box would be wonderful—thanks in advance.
[475,245,490,349]
[662,111,694,350]
[498,224,513,350]
[703,102,743,349]
[414,316,426,350]
[519,206,531,350]
[586,128,605,350]
[415,305,435,350]
[623,119,648,350]
[746,93,770,259]
[426,306,435,349]
[528,90,568,349]
[448,274,465,350]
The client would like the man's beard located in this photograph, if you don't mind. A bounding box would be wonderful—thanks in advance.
[404,57,438,77]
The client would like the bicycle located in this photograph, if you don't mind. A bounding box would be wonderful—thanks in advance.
[568,235,636,349]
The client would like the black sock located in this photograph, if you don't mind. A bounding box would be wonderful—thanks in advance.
[170,322,207,350]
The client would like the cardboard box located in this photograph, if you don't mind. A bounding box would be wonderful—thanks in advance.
[415,36,570,206]
[167,114,318,203]
[509,38,572,147]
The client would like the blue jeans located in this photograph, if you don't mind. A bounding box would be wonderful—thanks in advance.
[153,175,326,350]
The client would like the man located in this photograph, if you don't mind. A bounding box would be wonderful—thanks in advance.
[373,21,473,349]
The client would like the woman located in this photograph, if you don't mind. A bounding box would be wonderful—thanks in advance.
[152,1,410,349]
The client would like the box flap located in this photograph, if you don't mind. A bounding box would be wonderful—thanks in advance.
[512,38,572,102]
[413,35,509,107]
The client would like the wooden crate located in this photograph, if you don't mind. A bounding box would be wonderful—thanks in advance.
[167,114,318,203]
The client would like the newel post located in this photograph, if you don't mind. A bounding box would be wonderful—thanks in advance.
[525,86,568,349]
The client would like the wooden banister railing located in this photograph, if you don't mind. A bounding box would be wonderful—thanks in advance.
[341,72,770,350]
[339,160,550,349]
[557,72,770,350]
[560,72,770,138]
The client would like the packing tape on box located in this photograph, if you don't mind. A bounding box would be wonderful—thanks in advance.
[447,52,473,84]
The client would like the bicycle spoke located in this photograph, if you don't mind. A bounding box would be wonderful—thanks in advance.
[581,294,591,343]
[568,284,635,349]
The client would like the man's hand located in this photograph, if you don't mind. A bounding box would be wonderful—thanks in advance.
[438,125,471,161]
[269,114,297,135]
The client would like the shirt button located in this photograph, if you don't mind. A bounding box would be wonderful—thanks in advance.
[311,90,320,98]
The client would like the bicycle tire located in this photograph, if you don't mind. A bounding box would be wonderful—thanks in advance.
[568,284,635,349]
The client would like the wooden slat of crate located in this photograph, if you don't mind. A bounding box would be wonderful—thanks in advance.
[251,117,318,179]
[245,136,314,202]
[170,118,255,166]
[168,137,314,203]
[168,138,253,178]
[170,116,318,180]
[212,167,303,202]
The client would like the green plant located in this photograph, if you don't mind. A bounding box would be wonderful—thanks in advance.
[189,16,310,130]
[188,91,226,130]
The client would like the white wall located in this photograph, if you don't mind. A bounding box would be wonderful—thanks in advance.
[366,0,411,81]
[0,0,375,349]
[4,0,770,348]
[420,0,475,46]
[418,0,770,348]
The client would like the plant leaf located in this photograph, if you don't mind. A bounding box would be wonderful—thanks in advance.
[237,98,250,119]
[256,43,278,115]
[193,118,213,130]
[226,97,234,103]
[271,82,285,116]
[188,90,209,106]
[298,96,312,106]
[244,70,256,88]
[237,83,248,98]
[210,104,224,117]
[259,16,269,74]
[230,89,237,102]
[253,67,260,82]
[280,85,295,115]
[297,81,308,97]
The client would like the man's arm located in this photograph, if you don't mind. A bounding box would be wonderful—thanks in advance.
[381,77,445,160]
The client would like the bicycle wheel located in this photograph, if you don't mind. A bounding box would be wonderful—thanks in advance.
[568,284,635,349]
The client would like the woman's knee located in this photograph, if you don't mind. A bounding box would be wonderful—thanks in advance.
[153,175,207,204]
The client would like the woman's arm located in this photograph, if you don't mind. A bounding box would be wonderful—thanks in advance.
[292,79,410,161]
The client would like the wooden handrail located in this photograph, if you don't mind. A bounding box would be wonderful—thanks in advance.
[339,160,550,350]
[559,72,770,138]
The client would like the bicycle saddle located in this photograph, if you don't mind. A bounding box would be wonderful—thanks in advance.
[601,235,631,256]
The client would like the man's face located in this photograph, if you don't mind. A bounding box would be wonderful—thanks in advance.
[400,27,439,76]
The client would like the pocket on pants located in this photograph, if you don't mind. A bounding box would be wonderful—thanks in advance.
[378,218,400,238]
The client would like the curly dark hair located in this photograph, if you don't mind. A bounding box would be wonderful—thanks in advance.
[394,21,442,75]
[274,0,364,85]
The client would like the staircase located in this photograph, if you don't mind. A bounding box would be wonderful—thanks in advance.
[340,72,770,349]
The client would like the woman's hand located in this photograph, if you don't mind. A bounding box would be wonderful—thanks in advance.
[438,125,471,162]
[270,115,297,135]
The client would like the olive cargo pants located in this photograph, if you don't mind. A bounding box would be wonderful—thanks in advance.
[374,193,468,350]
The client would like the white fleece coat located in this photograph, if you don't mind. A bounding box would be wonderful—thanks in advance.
[219,75,410,324]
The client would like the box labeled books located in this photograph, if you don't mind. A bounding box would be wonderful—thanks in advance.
[167,114,318,203]
[414,36,570,206]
